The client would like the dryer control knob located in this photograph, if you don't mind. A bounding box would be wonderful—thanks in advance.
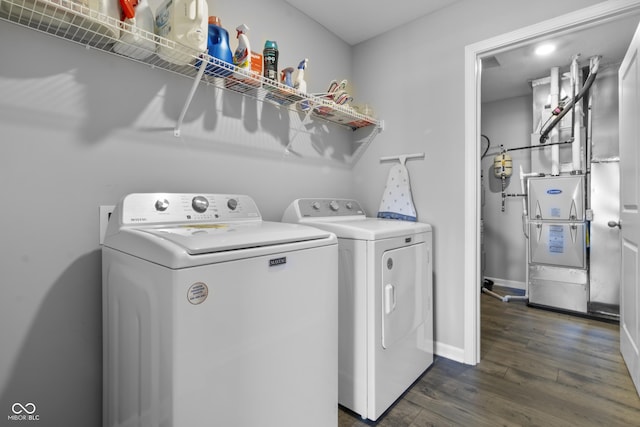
[312,201,321,210]
[155,198,170,211]
[227,198,238,210]
[346,201,353,210]
[192,196,209,213]
[329,200,340,211]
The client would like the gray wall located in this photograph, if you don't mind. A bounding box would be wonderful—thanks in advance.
[0,0,604,425]
[481,95,532,288]
[350,0,601,359]
[0,0,356,425]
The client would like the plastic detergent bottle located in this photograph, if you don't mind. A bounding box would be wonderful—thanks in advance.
[295,58,309,110]
[155,0,208,65]
[293,58,309,93]
[233,24,251,76]
[263,40,279,81]
[281,67,294,87]
[294,58,308,92]
[198,16,233,76]
[114,0,156,60]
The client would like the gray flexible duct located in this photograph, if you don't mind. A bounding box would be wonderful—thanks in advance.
[539,57,600,144]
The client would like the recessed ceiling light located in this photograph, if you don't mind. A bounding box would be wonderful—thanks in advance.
[535,43,556,56]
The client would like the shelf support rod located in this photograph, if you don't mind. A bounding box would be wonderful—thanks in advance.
[350,123,384,164]
[174,58,208,137]
[285,107,314,151]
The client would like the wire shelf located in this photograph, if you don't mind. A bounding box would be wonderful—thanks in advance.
[0,0,381,132]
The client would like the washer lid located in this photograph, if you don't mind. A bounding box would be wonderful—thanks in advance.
[297,218,431,240]
[104,221,335,268]
[140,221,332,254]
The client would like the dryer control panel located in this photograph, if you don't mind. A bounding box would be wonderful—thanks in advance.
[112,193,262,227]
[285,198,366,219]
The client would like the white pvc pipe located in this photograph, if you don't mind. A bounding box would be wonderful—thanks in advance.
[482,287,508,302]
[550,67,560,175]
[570,56,582,172]
[520,165,530,301]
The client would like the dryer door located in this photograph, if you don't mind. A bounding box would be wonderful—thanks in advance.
[381,243,426,349]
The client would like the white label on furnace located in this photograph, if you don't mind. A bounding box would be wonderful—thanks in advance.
[548,225,564,254]
[187,282,208,305]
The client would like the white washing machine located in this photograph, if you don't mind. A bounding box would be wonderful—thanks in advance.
[282,198,433,421]
[102,193,338,427]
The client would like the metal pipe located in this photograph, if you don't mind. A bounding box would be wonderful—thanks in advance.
[501,176,506,212]
[506,139,573,153]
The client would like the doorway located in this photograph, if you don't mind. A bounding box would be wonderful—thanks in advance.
[463,1,640,365]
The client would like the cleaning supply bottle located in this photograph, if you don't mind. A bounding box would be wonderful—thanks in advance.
[294,58,308,92]
[263,40,279,81]
[294,58,309,110]
[155,0,208,65]
[281,67,294,87]
[233,24,251,77]
[202,16,233,77]
[114,0,156,60]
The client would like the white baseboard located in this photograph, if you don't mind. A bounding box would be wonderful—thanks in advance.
[434,276,526,365]
[483,276,525,291]
[434,341,465,364]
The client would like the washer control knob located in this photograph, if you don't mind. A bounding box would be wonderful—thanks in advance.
[311,201,321,210]
[345,201,353,210]
[227,198,238,211]
[192,196,209,213]
[329,200,340,211]
[155,198,170,212]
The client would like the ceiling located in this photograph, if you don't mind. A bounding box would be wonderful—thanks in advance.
[481,14,640,102]
[283,0,462,46]
[284,1,640,103]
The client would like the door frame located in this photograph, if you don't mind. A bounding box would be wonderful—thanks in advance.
[463,0,640,365]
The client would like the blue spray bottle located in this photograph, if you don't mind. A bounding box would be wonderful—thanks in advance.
[294,59,309,110]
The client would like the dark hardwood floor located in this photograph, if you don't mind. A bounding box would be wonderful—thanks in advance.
[338,288,640,426]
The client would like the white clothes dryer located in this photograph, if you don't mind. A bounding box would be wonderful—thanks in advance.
[102,193,338,427]
[282,198,433,421]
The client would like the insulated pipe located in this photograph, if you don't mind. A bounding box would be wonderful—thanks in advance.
[540,56,600,145]
[550,67,560,175]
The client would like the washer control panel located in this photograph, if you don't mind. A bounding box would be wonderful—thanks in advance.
[294,198,365,218]
[117,193,261,225]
